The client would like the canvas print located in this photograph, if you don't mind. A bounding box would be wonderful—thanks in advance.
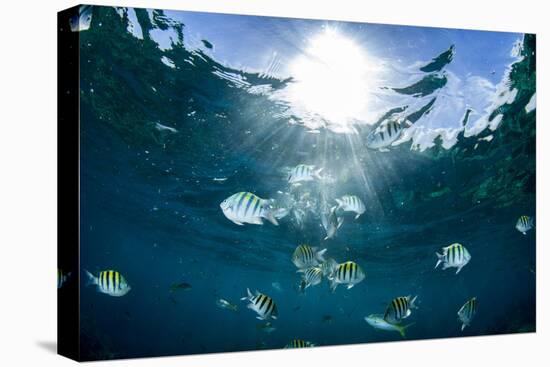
[58,4,536,361]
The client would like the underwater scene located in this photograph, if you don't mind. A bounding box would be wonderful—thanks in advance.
[67,5,536,360]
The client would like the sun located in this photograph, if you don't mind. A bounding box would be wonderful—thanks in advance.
[286,27,375,130]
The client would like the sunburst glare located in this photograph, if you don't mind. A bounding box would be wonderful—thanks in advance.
[286,27,377,131]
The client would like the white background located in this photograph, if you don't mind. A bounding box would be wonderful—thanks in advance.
[0,0,546,365]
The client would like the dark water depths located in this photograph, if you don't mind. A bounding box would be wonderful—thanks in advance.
[70,6,535,360]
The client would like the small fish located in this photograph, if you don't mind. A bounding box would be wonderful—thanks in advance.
[220,192,284,226]
[457,297,477,331]
[365,118,410,151]
[288,164,323,184]
[319,258,339,277]
[364,314,414,338]
[154,122,178,133]
[328,261,366,291]
[383,296,418,324]
[57,269,71,289]
[292,245,327,269]
[321,205,344,240]
[69,5,93,32]
[297,267,323,289]
[435,243,471,274]
[170,282,192,292]
[85,269,131,297]
[240,288,278,320]
[213,177,228,182]
[256,321,277,333]
[216,298,238,312]
[284,339,316,348]
[335,195,366,219]
[516,215,534,235]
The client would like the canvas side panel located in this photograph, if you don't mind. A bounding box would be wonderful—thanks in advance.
[57,5,81,362]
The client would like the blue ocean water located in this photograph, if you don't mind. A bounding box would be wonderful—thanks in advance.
[73,6,535,360]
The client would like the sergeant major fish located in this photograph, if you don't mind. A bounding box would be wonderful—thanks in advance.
[516,215,534,235]
[288,164,323,184]
[321,205,344,240]
[291,244,327,269]
[365,118,411,151]
[85,269,131,297]
[220,192,285,226]
[364,314,414,338]
[383,295,418,324]
[457,297,477,331]
[284,339,316,348]
[297,267,323,289]
[335,195,366,219]
[435,243,471,274]
[240,288,278,320]
[328,261,365,291]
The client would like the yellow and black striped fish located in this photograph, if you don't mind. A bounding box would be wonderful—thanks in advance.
[298,267,323,289]
[241,288,278,320]
[329,261,365,291]
[85,269,131,297]
[516,215,534,235]
[57,268,71,289]
[457,297,477,331]
[284,339,315,348]
[383,295,418,324]
[435,243,471,274]
[291,244,327,269]
[220,192,281,226]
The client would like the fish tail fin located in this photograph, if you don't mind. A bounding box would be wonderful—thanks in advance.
[329,279,338,293]
[461,323,467,331]
[435,252,444,269]
[314,167,324,180]
[399,322,415,338]
[84,270,96,286]
[409,295,419,309]
[241,288,253,301]
[316,248,327,262]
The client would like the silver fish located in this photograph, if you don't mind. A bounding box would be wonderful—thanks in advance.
[365,118,410,151]
[220,192,284,226]
[516,215,534,235]
[69,5,93,32]
[216,298,238,312]
[364,314,414,338]
[435,243,471,274]
[457,297,477,331]
[297,267,323,289]
[319,258,339,277]
[85,269,131,297]
[288,164,323,184]
[335,195,366,219]
[328,261,365,291]
[240,288,278,320]
[321,205,344,240]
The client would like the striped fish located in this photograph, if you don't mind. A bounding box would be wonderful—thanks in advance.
[335,195,366,219]
[240,288,278,320]
[328,261,365,291]
[220,192,283,226]
[383,295,418,324]
[291,244,327,269]
[288,164,323,184]
[319,258,339,277]
[457,297,477,331]
[516,215,534,235]
[57,269,71,289]
[435,243,471,274]
[297,267,323,289]
[321,205,344,240]
[284,339,316,348]
[365,118,410,151]
[85,269,131,297]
